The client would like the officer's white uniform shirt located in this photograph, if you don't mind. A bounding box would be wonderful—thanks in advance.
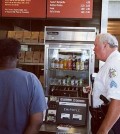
[93,50,120,108]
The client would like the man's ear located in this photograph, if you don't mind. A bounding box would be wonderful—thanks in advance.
[103,42,108,48]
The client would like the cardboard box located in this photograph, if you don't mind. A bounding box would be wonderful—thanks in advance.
[7,31,16,38]
[40,51,44,63]
[15,31,23,42]
[23,31,31,43]
[39,31,44,43]
[24,51,33,63]
[30,32,39,43]
[19,51,25,63]
[33,51,41,63]
[0,30,7,39]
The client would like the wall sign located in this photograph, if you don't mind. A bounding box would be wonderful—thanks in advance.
[47,0,93,18]
[2,0,46,18]
[0,0,2,16]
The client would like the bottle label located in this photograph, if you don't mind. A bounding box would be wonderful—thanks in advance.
[51,63,55,68]
[59,64,63,69]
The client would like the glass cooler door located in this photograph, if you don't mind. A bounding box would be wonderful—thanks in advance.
[44,44,94,98]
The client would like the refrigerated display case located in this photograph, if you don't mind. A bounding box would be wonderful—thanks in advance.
[44,26,96,97]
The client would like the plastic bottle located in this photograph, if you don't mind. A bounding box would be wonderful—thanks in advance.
[71,76,75,86]
[56,59,59,69]
[72,56,76,70]
[76,58,80,70]
[80,60,84,70]
[59,58,64,69]
[84,59,89,70]
[63,59,67,70]
[51,58,55,69]
[67,56,72,70]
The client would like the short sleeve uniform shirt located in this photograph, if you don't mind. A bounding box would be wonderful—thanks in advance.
[93,50,120,108]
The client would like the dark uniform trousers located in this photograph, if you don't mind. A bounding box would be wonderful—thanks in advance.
[90,106,120,134]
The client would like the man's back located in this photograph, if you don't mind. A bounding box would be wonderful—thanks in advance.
[0,68,47,134]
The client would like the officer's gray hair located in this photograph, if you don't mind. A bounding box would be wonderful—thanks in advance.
[97,33,118,48]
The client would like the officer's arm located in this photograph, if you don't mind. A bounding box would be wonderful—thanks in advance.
[24,112,43,134]
[97,99,120,134]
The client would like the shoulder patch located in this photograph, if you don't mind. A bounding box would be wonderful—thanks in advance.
[109,68,117,78]
[110,80,117,88]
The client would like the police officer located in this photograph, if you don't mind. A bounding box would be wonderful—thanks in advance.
[90,33,120,134]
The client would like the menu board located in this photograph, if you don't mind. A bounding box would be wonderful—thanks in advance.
[0,0,2,16]
[47,0,93,18]
[2,0,46,18]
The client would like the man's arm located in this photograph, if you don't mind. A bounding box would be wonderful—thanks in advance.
[97,99,120,134]
[24,112,43,134]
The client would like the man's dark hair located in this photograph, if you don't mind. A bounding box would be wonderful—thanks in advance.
[0,38,21,60]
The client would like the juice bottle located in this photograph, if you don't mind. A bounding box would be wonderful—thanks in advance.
[63,59,67,70]
[80,60,84,70]
[76,58,80,70]
[67,56,72,70]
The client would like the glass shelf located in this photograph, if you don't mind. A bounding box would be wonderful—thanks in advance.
[49,68,89,72]
[50,84,85,88]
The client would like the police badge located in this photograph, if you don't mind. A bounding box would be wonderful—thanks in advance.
[109,68,117,78]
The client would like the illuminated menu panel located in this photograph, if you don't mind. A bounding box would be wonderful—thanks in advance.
[2,0,46,18]
[47,0,93,18]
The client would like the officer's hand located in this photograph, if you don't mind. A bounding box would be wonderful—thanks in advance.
[83,86,91,93]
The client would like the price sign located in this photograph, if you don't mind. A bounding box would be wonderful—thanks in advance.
[2,0,46,18]
[47,0,93,18]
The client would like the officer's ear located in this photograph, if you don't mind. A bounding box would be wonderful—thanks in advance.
[103,42,108,49]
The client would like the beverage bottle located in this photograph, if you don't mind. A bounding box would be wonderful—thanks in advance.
[56,59,59,69]
[84,59,89,70]
[54,59,57,69]
[59,58,64,69]
[78,78,83,86]
[76,58,80,70]
[67,57,72,70]
[62,77,66,86]
[71,76,75,86]
[51,58,55,69]
[58,78,62,85]
[50,78,54,85]
[50,86,55,95]
[66,75,71,86]
[63,59,67,70]
[80,60,84,70]
[72,56,76,70]
[74,78,79,86]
